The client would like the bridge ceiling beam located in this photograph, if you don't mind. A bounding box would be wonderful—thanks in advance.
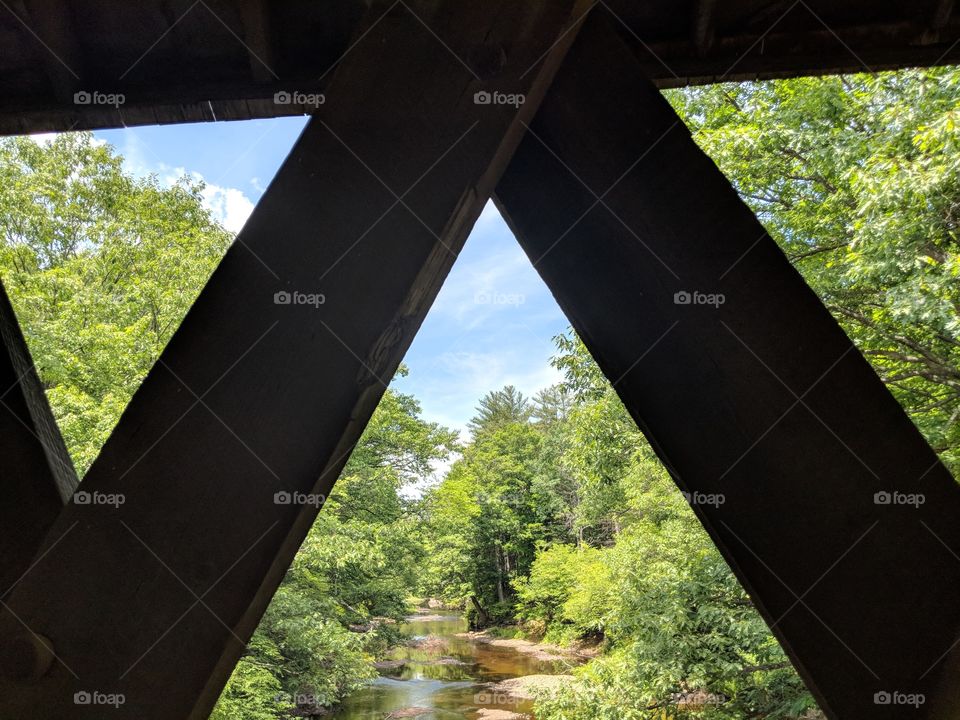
[3,0,960,134]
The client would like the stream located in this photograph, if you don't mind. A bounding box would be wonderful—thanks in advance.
[328,614,579,720]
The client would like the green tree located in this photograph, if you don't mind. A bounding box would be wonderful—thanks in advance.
[467,384,533,436]
[215,380,456,718]
[533,334,814,719]
[0,132,231,473]
[0,133,456,719]
[422,407,564,625]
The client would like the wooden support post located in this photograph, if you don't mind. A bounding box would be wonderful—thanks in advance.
[0,280,77,593]
[494,12,960,719]
[0,2,586,718]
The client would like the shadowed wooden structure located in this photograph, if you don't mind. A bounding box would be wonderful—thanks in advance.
[1,1,959,719]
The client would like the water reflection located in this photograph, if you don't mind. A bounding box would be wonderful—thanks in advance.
[329,615,574,719]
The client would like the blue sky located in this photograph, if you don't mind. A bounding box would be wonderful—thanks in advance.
[92,118,569,439]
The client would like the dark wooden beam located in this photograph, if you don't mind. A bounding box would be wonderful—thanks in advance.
[0,279,77,594]
[0,1,587,718]
[933,0,955,28]
[15,0,83,104]
[3,1,960,136]
[692,0,717,56]
[630,19,960,87]
[238,0,278,83]
[922,0,955,44]
[495,11,960,719]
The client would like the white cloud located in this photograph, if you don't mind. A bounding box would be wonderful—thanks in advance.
[161,167,256,234]
[431,244,535,326]
[434,350,559,395]
[116,131,154,177]
[28,132,59,145]
[418,348,562,432]
[106,130,256,234]
[28,132,106,147]
[390,201,569,448]
[199,183,255,233]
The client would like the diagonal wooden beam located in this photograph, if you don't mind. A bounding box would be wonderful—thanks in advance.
[494,11,960,719]
[0,280,77,593]
[0,2,588,718]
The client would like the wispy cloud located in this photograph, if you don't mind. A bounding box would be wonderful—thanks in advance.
[110,130,256,234]
[197,181,255,233]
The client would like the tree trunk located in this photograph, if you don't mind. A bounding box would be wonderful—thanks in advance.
[469,595,490,628]
[495,546,506,603]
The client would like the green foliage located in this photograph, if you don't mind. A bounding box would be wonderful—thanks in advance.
[514,543,607,644]
[530,71,960,715]
[528,68,960,719]
[422,331,816,717]
[467,384,533,435]
[421,404,563,626]
[518,337,815,719]
[0,132,231,474]
[213,382,456,718]
[668,69,960,473]
[210,654,284,720]
[0,134,455,719]
[514,543,581,624]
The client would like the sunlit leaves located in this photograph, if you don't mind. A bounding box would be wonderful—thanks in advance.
[669,70,960,472]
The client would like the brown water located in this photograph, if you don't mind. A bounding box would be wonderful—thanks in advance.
[329,615,577,719]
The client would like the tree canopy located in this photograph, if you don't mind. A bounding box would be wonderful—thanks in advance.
[669,70,960,473]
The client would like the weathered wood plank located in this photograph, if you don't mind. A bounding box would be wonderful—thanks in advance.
[0,2,587,718]
[2,0,960,135]
[494,12,960,719]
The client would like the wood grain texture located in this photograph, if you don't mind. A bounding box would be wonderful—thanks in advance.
[0,0,958,134]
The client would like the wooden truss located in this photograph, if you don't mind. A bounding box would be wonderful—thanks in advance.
[1,4,959,719]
